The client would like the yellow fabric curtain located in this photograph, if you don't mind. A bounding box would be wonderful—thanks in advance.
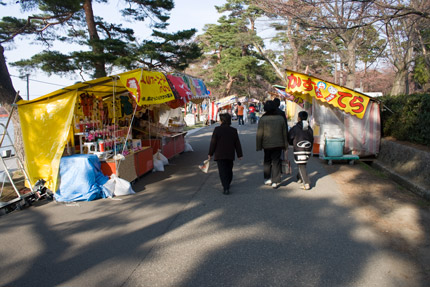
[18,91,77,191]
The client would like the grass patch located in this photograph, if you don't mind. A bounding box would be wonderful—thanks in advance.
[358,161,389,179]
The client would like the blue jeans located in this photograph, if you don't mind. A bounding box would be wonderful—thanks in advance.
[238,115,244,125]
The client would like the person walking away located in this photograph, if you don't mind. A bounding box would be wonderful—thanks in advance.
[256,101,289,189]
[208,113,243,195]
[242,104,248,124]
[248,104,257,124]
[237,102,245,125]
[288,111,314,190]
[273,98,288,126]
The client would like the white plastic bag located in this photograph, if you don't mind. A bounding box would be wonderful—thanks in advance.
[184,141,194,152]
[112,174,135,196]
[153,156,165,172]
[103,178,116,198]
[199,159,210,173]
[156,151,169,165]
[102,174,135,197]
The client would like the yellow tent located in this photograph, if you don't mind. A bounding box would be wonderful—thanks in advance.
[17,69,176,191]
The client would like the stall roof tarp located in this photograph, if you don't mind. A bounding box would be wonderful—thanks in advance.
[19,69,176,107]
[285,70,373,119]
[216,96,238,107]
[16,68,178,191]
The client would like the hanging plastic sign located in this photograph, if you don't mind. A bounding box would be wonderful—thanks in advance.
[119,70,175,105]
[285,70,371,119]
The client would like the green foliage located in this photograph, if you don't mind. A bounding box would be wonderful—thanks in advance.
[380,94,430,146]
[197,0,275,98]
[413,56,430,86]
[138,29,202,71]
[1,0,201,78]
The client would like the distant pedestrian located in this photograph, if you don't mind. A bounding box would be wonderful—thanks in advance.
[256,101,289,189]
[208,113,243,195]
[249,104,257,124]
[237,102,245,125]
[288,111,314,190]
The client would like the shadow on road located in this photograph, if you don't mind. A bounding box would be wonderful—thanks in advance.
[0,123,426,286]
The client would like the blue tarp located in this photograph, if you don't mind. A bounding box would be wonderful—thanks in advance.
[55,154,109,202]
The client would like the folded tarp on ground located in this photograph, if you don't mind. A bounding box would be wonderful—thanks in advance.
[55,154,109,202]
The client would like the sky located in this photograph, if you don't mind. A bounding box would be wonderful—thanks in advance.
[1,0,227,100]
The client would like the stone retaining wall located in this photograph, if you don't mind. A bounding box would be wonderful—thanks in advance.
[373,138,430,200]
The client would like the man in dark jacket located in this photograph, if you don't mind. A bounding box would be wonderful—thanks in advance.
[208,113,243,195]
[256,101,289,188]
[288,111,314,190]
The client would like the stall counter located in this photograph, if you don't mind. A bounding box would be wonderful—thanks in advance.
[142,132,186,159]
[100,146,153,182]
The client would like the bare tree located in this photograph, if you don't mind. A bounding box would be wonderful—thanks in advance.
[254,0,377,89]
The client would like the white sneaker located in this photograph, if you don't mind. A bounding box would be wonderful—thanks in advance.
[264,179,272,185]
[272,183,279,189]
[301,183,311,190]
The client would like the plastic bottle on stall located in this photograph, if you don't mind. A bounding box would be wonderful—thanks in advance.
[98,140,105,152]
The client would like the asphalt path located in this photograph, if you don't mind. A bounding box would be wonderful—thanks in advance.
[0,122,424,287]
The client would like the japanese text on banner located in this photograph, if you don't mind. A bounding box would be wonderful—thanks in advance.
[120,70,175,106]
[285,71,370,119]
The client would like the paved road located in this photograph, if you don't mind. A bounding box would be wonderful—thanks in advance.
[0,122,425,287]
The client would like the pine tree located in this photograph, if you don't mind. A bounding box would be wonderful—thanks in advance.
[1,0,201,79]
[196,0,277,100]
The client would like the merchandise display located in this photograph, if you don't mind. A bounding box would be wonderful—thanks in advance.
[17,68,210,193]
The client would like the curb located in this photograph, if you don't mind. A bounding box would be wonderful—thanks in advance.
[372,160,430,200]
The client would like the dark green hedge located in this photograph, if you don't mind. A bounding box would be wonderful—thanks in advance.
[380,94,430,146]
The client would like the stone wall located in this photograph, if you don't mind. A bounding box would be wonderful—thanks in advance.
[373,138,430,200]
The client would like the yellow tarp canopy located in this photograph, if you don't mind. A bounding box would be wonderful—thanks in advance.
[17,69,176,191]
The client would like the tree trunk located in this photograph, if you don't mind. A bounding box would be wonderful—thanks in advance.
[287,19,299,71]
[83,0,107,78]
[390,68,407,95]
[345,40,357,89]
[224,74,235,97]
[0,44,25,161]
[253,41,287,85]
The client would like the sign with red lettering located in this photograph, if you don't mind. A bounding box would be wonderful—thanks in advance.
[285,70,371,119]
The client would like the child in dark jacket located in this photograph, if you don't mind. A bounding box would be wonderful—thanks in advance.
[288,111,314,190]
[208,113,243,195]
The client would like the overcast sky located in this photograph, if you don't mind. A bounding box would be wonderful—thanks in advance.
[1,0,226,100]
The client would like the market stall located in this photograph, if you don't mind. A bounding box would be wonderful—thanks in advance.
[275,70,381,158]
[137,73,209,158]
[17,69,209,196]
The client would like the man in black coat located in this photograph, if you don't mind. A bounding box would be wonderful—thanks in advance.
[208,113,243,194]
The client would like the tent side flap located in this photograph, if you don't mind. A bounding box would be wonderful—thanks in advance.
[18,91,78,191]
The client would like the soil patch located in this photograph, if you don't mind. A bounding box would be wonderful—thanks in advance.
[323,160,430,280]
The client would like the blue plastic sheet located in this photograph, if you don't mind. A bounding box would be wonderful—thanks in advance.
[55,154,109,202]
